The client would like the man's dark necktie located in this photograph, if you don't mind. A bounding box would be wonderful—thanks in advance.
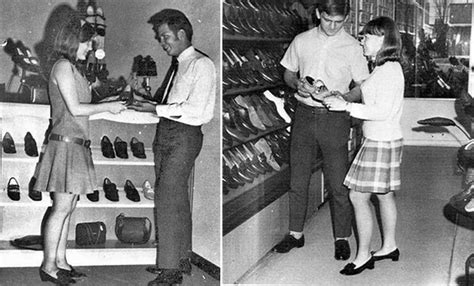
[153,56,178,104]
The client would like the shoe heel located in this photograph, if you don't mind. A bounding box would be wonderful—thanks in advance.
[367,260,375,269]
[392,256,399,261]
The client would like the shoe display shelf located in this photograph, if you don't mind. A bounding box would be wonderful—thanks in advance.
[222,0,300,236]
[0,102,162,267]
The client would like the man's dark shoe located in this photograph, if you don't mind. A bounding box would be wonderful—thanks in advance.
[273,234,304,253]
[335,239,351,260]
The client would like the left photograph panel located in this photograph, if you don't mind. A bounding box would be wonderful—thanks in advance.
[0,0,221,285]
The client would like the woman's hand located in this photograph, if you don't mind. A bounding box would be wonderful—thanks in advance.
[323,93,349,111]
[106,101,128,114]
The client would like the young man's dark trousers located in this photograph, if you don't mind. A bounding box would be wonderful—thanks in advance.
[152,118,203,279]
[289,103,353,238]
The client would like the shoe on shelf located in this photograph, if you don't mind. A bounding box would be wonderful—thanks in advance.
[272,234,304,253]
[142,180,154,200]
[7,177,20,201]
[101,135,115,158]
[114,136,128,159]
[340,257,375,275]
[124,180,140,202]
[371,248,400,261]
[24,132,39,157]
[103,178,119,202]
[335,239,351,260]
[2,132,16,154]
[130,137,146,159]
[28,176,42,201]
[86,190,99,202]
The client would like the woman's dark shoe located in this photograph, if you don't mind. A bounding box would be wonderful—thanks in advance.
[103,178,119,202]
[114,136,128,159]
[340,257,375,275]
[28,176,42,201]
[24,132,39,157]
[58,266,87,278]
[86,190,99,202]
[130,137,146,159]
[335,239,351,260]
[371,248,400,261]
[101,136,115,158]
[124,179,140,202]
[2,132,16,153]
[147,268,183,286]
[39,268,75,285]
[7,177,20,201]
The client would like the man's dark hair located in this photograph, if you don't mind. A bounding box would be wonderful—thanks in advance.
[148,9,193,42]
[318,0,350,17]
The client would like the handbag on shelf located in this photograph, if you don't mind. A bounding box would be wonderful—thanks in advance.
[115,213,152,244]
[75,221,107,246]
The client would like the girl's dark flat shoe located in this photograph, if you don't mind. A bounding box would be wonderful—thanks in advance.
[371,248,400,261]
[39,268,76,285]
[58,266,87,278]
[340,257,375,275]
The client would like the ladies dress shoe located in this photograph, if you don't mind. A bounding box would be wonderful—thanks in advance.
[340,257,375,275]
[2,132,16,153]
[371,248,400,261]
[101,136,115,158]
[142,180,154,200]
[7,177,20,201]
[124,180,140,202]
[28,176,42,201]
[114,136,128,159]
[39,268,75,285]
[58,266,87,279]
[86,190,99,202]
[130,137,146,159]
[335,239,351,260]
[24,132,39,157]
[103,178,119,202]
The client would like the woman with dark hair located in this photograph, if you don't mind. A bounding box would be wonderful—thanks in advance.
[34,14,126,285]
[324,16,404,275]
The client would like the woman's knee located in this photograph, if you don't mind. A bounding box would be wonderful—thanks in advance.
[349,189,370,204]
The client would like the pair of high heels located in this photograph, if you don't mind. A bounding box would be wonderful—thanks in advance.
[340,248,399,275]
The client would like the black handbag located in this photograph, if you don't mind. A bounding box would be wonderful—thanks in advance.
[115,213,152,244]
[75,221,107,246]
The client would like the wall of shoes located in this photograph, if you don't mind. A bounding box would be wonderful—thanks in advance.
[222,0,306,235]
[0,103,159,267]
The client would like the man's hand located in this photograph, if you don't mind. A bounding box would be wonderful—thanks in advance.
[127,100,157,113]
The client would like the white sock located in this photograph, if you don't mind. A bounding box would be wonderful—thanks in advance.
[289,231,303,239]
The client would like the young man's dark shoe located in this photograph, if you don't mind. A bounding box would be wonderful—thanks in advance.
[273,234,304,253]
[334,239,351,260]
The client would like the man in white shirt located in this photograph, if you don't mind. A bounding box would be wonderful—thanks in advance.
[274,0,369,261]
[129,9,216,286]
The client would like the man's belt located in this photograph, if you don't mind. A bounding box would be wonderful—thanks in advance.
[49,133,91,148]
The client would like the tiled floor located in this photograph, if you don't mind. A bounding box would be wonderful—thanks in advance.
[234,146,474,285]
[0,264,219,285]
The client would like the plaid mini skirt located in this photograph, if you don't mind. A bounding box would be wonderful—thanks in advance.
[344,138,403,193]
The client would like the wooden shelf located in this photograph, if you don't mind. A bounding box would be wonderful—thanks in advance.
[0,240,155,267]
[223,34,292,42]
[223,83,285,97]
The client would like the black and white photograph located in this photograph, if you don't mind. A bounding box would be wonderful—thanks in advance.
[0,0,220,285]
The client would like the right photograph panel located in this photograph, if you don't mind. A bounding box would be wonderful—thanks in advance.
[223,0,474,285]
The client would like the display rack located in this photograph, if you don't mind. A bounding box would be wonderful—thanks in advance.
[0,102,158,267]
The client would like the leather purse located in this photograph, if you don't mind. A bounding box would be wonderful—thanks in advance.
[115,213,152,244]
[75,221,107,246]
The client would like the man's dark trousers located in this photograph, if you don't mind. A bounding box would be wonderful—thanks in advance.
[289,103,353,238]
[153,118,203,271]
